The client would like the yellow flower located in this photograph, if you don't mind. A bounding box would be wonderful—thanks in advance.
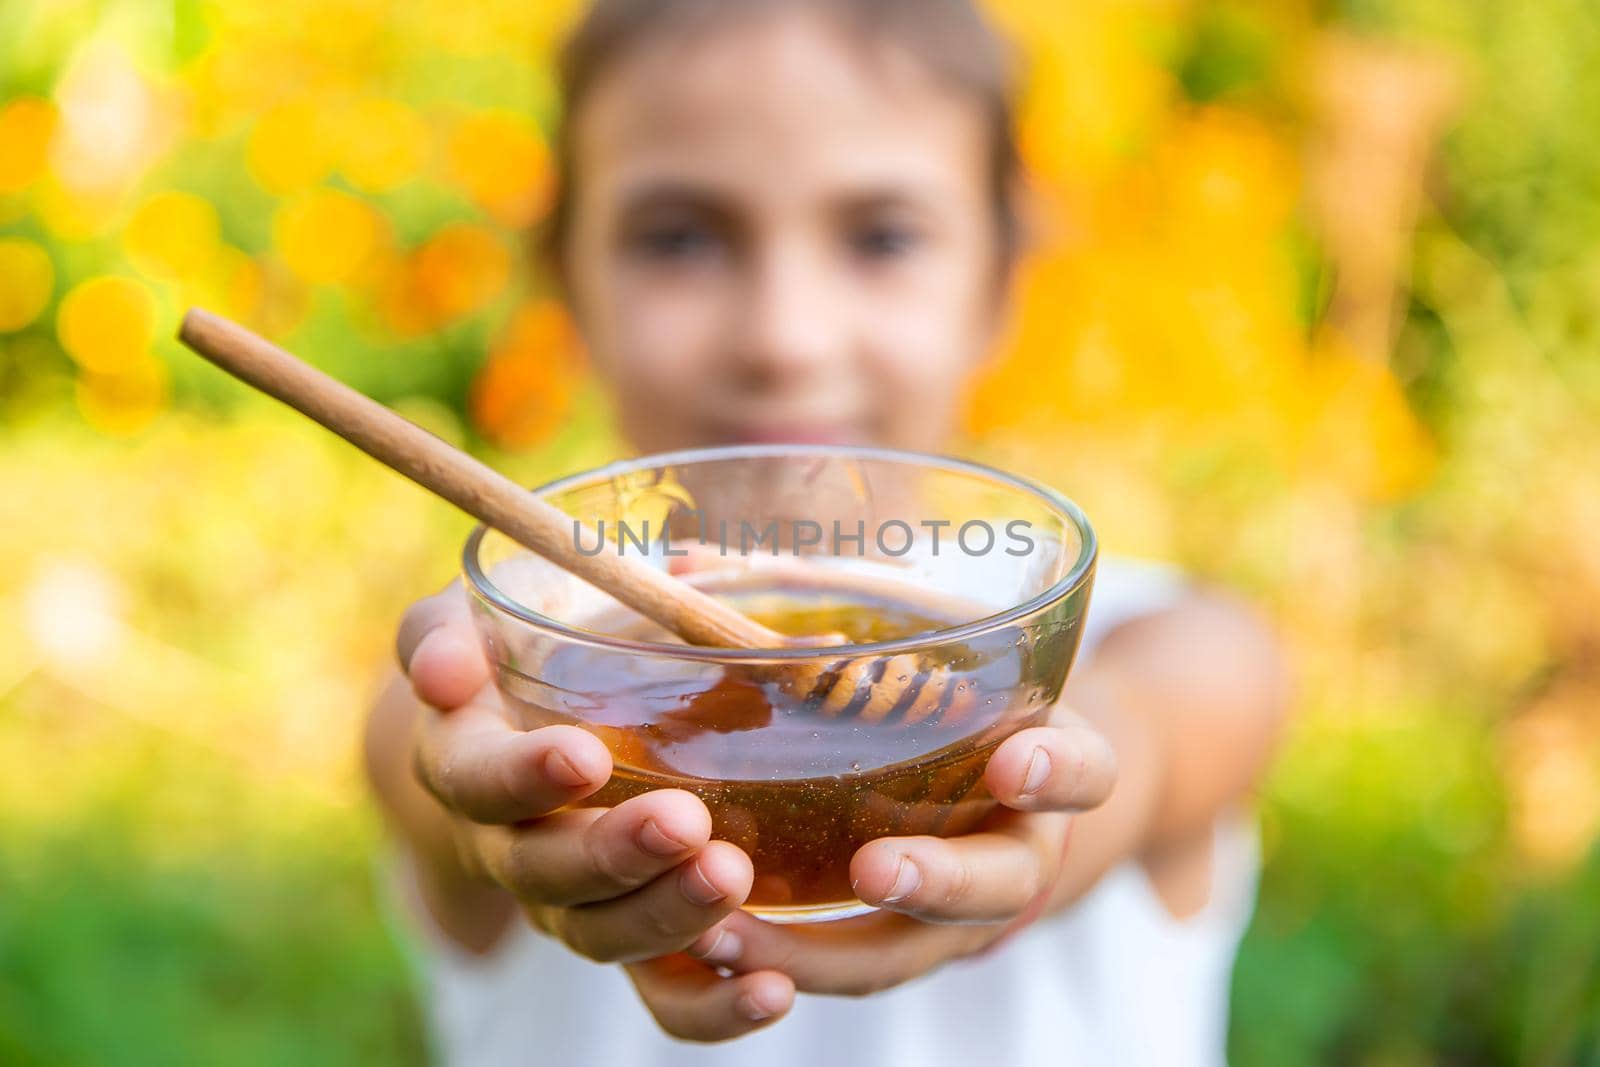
[33,176,125,241]
[0,238,54,332]
[997,2,1175,182]
[57,276,156,374]
[124,191,223,280]
[470,300,583,447]
[373,223,513,336]
[0,97,57,194]
[413,223,511,322]
[1301,332,1436,500]
[336,96,430,193]
[1162,108,1300,244]
[75,355,169,436]
[272,188,384,286]
[247,102,333,195]
[446,110,551,227]
[184,245,268,328]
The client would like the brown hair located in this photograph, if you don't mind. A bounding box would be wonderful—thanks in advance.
[539,0,1023,282]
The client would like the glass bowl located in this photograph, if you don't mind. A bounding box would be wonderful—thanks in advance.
[463,444,1096,922]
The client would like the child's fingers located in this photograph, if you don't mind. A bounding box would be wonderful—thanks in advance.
[414,705,612,824]
[624,955,794,1042]
[686,909,974,997]
[847,814,1070,923]
[482,789,714,906]
[984,717,1117,813]
[549,841,753,964]
[397,584,492,712]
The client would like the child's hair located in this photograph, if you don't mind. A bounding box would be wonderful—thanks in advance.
[540,0,1023,281]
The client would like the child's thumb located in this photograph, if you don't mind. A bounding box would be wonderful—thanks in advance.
[397,583,491,711]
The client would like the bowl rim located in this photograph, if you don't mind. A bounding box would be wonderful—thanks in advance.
[461,443,1097,662]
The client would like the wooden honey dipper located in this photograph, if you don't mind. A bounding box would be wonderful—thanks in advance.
[177,309,971,726]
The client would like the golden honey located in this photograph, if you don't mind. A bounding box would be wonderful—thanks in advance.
[495,580,1053,919]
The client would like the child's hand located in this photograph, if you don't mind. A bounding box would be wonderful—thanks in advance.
[672,702,1117,995]
[394,586,1114,1035]
[395,585,798,1038]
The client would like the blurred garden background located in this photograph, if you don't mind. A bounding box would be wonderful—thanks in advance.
[2,0,1597,1063]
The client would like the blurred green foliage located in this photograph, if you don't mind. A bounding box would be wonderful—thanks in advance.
[1220,2,1600,1064]
[0,828,426,1067]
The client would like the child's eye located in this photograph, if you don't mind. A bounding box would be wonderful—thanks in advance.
[630,224,720,262]
[849,223,920,261]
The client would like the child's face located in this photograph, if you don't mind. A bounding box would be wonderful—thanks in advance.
[563,9,1006,454]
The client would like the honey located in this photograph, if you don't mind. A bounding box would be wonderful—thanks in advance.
[494,579,1059,920]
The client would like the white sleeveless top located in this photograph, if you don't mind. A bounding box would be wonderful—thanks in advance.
[388,557,1261,1067]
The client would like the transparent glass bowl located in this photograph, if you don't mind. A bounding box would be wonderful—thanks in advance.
[464,445,1096,922]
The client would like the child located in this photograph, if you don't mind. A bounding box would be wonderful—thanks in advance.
[364,1,1290,1063]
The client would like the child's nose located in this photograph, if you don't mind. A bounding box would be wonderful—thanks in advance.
[727,240,846,386]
